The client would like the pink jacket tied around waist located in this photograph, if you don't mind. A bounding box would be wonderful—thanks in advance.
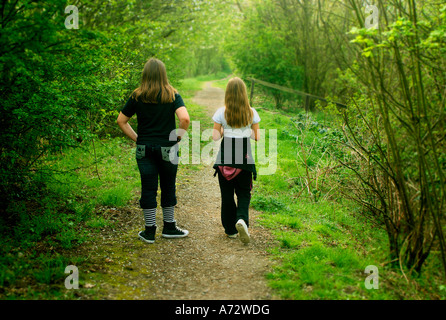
[218,166,243,181]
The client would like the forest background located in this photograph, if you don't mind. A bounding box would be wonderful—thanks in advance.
[0,0,445,299]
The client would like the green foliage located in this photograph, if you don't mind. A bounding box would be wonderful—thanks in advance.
[227,0,340,109]
[253,106,444,299]
[2,0,445,300]
[230,14,302,86]
[0,0,231,214]
[338,0,446,275]
[0,137,137,298]
[1,0,130,210]
[227,1,304,108]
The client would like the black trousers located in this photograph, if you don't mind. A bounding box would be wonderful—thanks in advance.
[136,145,178,209]
[217,169,252,235]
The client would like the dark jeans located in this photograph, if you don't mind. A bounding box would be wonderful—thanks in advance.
[136,145,178,209]
[217,169,252,235]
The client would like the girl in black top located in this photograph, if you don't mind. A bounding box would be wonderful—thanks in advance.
[117,58,190,244]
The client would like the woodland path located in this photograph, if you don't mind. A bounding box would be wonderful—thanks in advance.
[80,80,279,300]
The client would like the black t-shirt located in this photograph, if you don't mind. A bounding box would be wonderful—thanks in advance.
[121,92,185,146]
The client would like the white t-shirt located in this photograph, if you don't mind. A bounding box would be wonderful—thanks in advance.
[212,107,261,138]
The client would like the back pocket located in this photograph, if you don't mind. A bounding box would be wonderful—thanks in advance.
[136,145,146,160]
[161,145,179,164]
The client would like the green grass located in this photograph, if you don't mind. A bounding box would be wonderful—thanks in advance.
[248,104,446,300]
[0,136,139,299]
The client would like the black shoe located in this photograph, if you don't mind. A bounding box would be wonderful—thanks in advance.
[139,226,156,244]
[162,221,189,238]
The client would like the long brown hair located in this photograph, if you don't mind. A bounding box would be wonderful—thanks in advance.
[133,58,177,104]
[224,77,253,128]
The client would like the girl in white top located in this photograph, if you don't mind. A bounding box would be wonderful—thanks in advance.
[211,77,261,244]
[212,106,261,138]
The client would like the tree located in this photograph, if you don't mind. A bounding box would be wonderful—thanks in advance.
[327,0,446,276]
[228,0,304,108]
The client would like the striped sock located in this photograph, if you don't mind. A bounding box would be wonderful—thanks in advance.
[162,206,175,223]
[143,208,157,227]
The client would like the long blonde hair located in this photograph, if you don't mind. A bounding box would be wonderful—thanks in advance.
[133,58,177,104]
[224,77,253,128]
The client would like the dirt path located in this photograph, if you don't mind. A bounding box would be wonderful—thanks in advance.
[193,80,226,115]
[82,81,278,300]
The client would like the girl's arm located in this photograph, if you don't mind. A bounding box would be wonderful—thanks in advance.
[251,123,260,141]
[213,122,223,141]
[175,106,190,138]
[117,112,138,142]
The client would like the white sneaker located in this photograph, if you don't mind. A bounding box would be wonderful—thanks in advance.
[236,219,250,244]
[227,233,238,239]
